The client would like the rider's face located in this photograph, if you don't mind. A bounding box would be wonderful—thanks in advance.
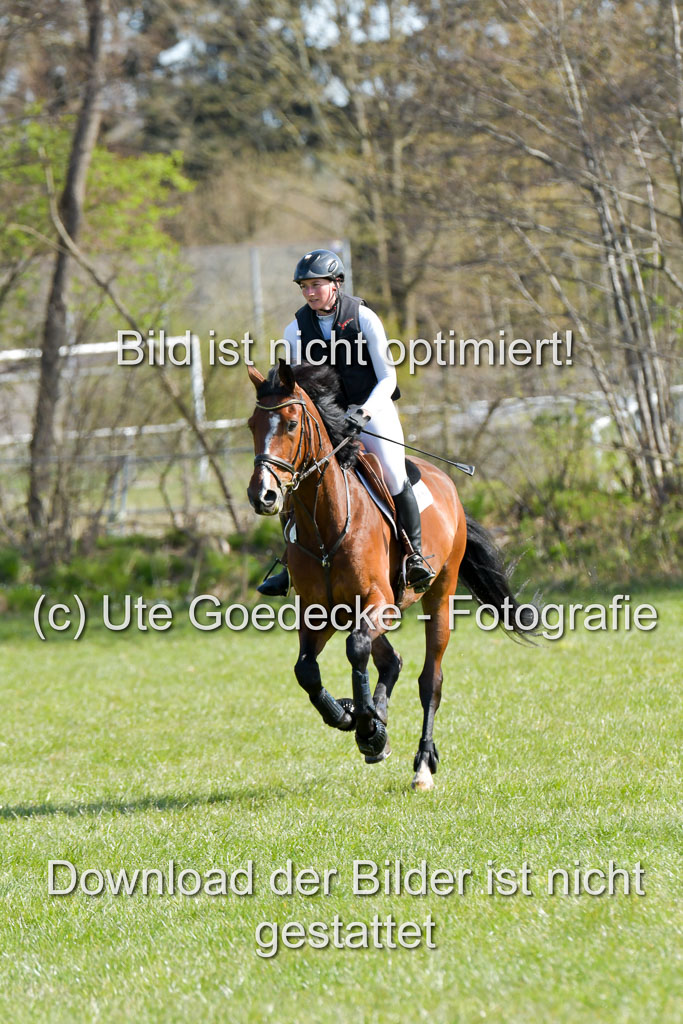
[299,278,337,312]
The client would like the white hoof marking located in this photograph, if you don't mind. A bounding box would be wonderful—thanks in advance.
[411,762,434,791]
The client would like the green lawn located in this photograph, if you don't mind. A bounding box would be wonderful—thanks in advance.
[0,589,681,1022]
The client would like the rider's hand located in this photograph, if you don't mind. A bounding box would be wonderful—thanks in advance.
[344,406,370,435]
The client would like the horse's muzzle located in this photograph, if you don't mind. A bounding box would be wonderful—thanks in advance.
[247,474,282,516]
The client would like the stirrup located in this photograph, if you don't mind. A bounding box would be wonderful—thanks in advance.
[256,559,290,596]
[403,552,436,593]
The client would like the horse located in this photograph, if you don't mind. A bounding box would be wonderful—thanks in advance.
[246,360,533,791]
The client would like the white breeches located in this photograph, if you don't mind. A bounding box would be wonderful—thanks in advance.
[359,400,408,496]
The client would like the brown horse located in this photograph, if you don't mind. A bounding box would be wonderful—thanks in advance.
[247,360,532,790]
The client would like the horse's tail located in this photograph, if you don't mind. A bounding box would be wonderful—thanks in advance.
[458,512,538,641]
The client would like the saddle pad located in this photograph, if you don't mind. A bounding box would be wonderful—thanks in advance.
[411,479,434,512]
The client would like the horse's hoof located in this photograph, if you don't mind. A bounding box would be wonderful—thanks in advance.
[355,720,388,758]
[411,761,435,791]
[336,698,356,731]
[365,734,391,764]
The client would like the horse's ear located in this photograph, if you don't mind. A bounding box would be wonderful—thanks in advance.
[278,358,296,392]
[247,365,265,389]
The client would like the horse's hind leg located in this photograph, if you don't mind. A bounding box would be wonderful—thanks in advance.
[412,596,452,792]
[371,635,402,724]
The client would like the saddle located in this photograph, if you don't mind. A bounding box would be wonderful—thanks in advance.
[355,450,396,517]
[354,449,422,540]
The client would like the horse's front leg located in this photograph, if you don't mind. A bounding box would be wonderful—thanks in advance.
[347,609,390,762]
[295,627,355,731]
[362,635,403,763]
[371,634,403,726]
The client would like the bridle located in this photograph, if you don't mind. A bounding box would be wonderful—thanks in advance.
[252,392,354,601]
[253,396,351,498]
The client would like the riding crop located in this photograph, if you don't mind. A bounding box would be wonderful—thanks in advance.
[359,428,476,476]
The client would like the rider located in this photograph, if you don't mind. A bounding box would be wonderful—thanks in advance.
[257,247,436,595]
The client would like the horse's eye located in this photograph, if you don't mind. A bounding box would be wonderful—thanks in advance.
[287,419,298,433]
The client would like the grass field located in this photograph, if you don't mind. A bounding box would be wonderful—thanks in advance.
[1,588,681,1023]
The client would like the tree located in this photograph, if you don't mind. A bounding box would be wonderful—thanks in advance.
[27,0,107,532]
[121,1,459,331]
[441,0,681,507]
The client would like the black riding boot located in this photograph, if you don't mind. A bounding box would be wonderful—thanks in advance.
[257,563,290,596]
[393,480,436,593]
[256,513,290,596]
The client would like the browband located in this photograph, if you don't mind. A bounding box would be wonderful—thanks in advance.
[254,398,306,411]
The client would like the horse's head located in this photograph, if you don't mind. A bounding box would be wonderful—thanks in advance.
[246,359,318,515]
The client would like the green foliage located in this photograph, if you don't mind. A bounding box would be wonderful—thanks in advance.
[1,109,71,262]
[249,515,285,551]
[83,147,193,255]
[459,407,681,587]
[0,472,679,621]
[0,107,193,343]
[0,547,21,584]
[4,583,41,613]
[1,109,192,257]
[3,532,271,610]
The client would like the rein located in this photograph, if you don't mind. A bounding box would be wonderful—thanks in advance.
[253,395,354,604]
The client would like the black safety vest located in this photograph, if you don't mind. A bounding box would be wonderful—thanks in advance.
[295,294,400,407]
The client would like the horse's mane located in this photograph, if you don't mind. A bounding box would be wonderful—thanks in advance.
[256,363,361,469]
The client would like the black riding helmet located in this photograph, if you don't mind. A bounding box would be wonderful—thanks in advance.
[293,249,345,283]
